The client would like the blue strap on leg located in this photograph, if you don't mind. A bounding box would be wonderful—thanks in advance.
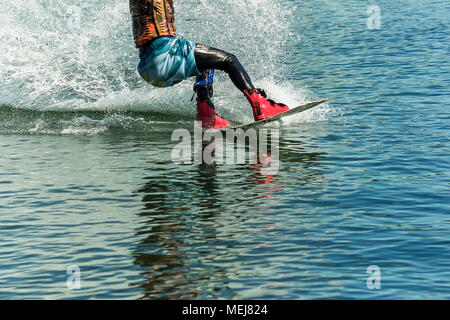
[192,70,215,101]
[194,69,215,88]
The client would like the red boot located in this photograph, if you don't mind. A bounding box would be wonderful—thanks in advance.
[196,98,230,129]
[243,89,289,121]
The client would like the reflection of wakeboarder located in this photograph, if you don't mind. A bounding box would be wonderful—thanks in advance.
[129,0,290,129]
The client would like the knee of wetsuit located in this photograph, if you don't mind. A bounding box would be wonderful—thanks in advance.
[222,53,239,69]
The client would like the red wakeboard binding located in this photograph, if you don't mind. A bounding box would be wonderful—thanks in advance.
[194,70,229,129]
[243,88,290,121]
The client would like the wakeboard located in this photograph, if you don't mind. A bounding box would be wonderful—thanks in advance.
[226,98,328,130]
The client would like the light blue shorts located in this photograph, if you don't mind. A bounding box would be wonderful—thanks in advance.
[138,37,201,87]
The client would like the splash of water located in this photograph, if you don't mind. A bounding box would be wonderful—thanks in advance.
[1,0,298,112]
[1,1,137,110]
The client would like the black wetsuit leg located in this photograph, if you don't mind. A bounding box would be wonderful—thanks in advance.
[194,44,255,93]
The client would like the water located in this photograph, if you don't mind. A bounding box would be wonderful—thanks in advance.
[0,0,449,299]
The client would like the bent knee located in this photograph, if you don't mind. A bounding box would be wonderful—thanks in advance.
[222,53,240,69]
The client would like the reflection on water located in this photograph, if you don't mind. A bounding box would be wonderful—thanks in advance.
[134,176,194,299]
[132,134,325,299]
[2,0,448,299]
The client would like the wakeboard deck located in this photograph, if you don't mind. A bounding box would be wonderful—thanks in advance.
[224,98,328,131]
